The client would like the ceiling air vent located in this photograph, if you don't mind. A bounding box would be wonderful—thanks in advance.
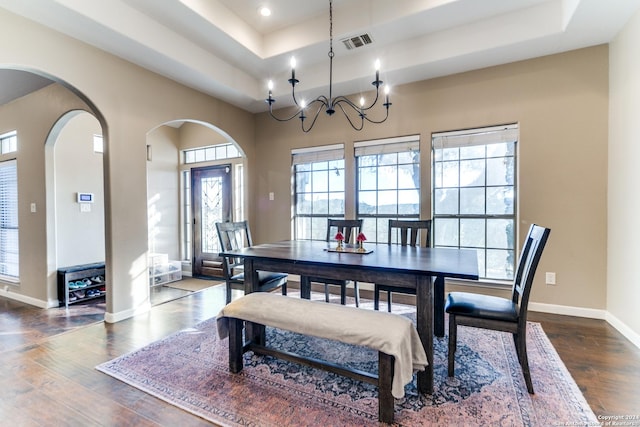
[340,33,373,50]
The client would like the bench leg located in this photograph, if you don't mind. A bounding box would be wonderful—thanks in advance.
[229,318,244,373]
[378,352,395,424]
[245,320,266,347]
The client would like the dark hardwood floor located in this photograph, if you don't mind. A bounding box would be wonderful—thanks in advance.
[0,282,638,425]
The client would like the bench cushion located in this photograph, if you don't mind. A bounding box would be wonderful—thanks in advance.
[217,292,428,398]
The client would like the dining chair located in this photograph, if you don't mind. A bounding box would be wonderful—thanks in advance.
[445,223,550,394]
[374,219,432,312]
[215,220,287,304]
[304,218,363,306]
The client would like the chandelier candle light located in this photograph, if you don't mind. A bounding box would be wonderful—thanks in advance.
[265,0,391,132]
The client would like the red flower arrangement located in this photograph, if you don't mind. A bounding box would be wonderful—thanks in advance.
[356,232,367,252]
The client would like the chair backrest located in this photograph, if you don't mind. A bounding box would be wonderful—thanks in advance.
[216,220,253,275]
[388,219,432,247]
[512,224,551,322]
[326,219,363,243]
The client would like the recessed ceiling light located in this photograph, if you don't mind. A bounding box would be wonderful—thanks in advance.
[259,6,271,17]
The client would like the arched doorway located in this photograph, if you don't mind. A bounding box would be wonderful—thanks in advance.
[146,120,246,292]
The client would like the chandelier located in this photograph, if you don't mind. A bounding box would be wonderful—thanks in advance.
[265,0,391,133]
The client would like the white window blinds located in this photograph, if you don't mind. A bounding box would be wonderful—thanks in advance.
[291,144,344,165]
[0,159,19,280]
[354,135,419,156]
[432,124,518,149]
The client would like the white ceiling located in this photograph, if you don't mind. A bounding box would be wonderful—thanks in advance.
[1,0,639,112]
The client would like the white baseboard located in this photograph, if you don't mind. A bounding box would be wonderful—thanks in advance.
[529,302,607,319]
[0,288,49,308]
[605,312,640,349]
[529,302,640,350]
[104,302,151,323]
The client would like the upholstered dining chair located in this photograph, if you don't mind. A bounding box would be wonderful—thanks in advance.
[445,223,550,394]
[304,219,363,306]
[374,219,432,312]
[215,220,287,304]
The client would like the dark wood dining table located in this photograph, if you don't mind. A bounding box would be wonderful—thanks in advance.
[220,239,478,394]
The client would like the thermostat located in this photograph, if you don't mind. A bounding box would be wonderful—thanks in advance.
[77,192,94,203]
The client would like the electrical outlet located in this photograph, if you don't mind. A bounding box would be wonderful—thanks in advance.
[545,272,556,285]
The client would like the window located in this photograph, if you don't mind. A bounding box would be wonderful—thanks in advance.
[293,145,345,240]
[184,143,240,164]
[355,136,420,243]
[0,159,19,281]
[0,131,17,155]
[180,145,245,262]
[432,124,518,281]
[93,134,104,153]
[181,170,191,262]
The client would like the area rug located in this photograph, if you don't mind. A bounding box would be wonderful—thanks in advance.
[96,309,597,426]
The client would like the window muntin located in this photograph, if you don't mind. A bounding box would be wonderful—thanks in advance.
[0,159,19,281]
[432,125,517,281]
[183,143,240,164]
[355,137,420,243]
[293,145,345,241]
[0,131,17,155]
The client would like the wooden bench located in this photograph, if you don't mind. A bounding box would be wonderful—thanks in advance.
[216,292,428,424]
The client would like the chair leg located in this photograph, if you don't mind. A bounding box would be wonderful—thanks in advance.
[353,281,360,307]
[516,331,534,394]
[324,283,330,302]
[226,282,232,304]
[340,284,346,305]
[386,291,392,312]
[448,314,457,377]
[281,283,287,296]
[374,284,380,310]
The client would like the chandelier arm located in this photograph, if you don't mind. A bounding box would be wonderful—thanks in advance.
[334,102,364,131]
[333,96,390,125]
[361,107,390,124]
[301,101,326,133]
[268,104,305,122]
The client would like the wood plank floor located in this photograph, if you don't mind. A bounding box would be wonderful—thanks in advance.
[0,282,638,426]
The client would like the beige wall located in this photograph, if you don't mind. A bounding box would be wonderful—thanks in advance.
[608,8,640,343]
[0,8,255,321]
[255,46,609,314]
[147,126,180,260]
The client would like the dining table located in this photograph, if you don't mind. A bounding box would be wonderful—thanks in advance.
[220,239,479,394]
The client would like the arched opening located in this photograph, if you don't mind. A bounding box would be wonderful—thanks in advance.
[0,67,107,311]
[145,119,247,304]
[45,110,105,310]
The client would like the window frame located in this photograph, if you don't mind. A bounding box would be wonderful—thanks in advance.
[431,124,518,282]
[292,144,345,241]
[355,135,421,243]
[0,158,19,282]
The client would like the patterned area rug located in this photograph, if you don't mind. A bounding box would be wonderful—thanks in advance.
[96,308,597,426]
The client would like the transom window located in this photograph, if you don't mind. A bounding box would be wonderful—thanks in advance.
[355,136,420,243]
[293,145,345,240]
[184,143,240,164]
[432,124,518,281]
[0,131,17,155]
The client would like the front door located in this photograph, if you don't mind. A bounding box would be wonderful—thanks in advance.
[192,165,231,277]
